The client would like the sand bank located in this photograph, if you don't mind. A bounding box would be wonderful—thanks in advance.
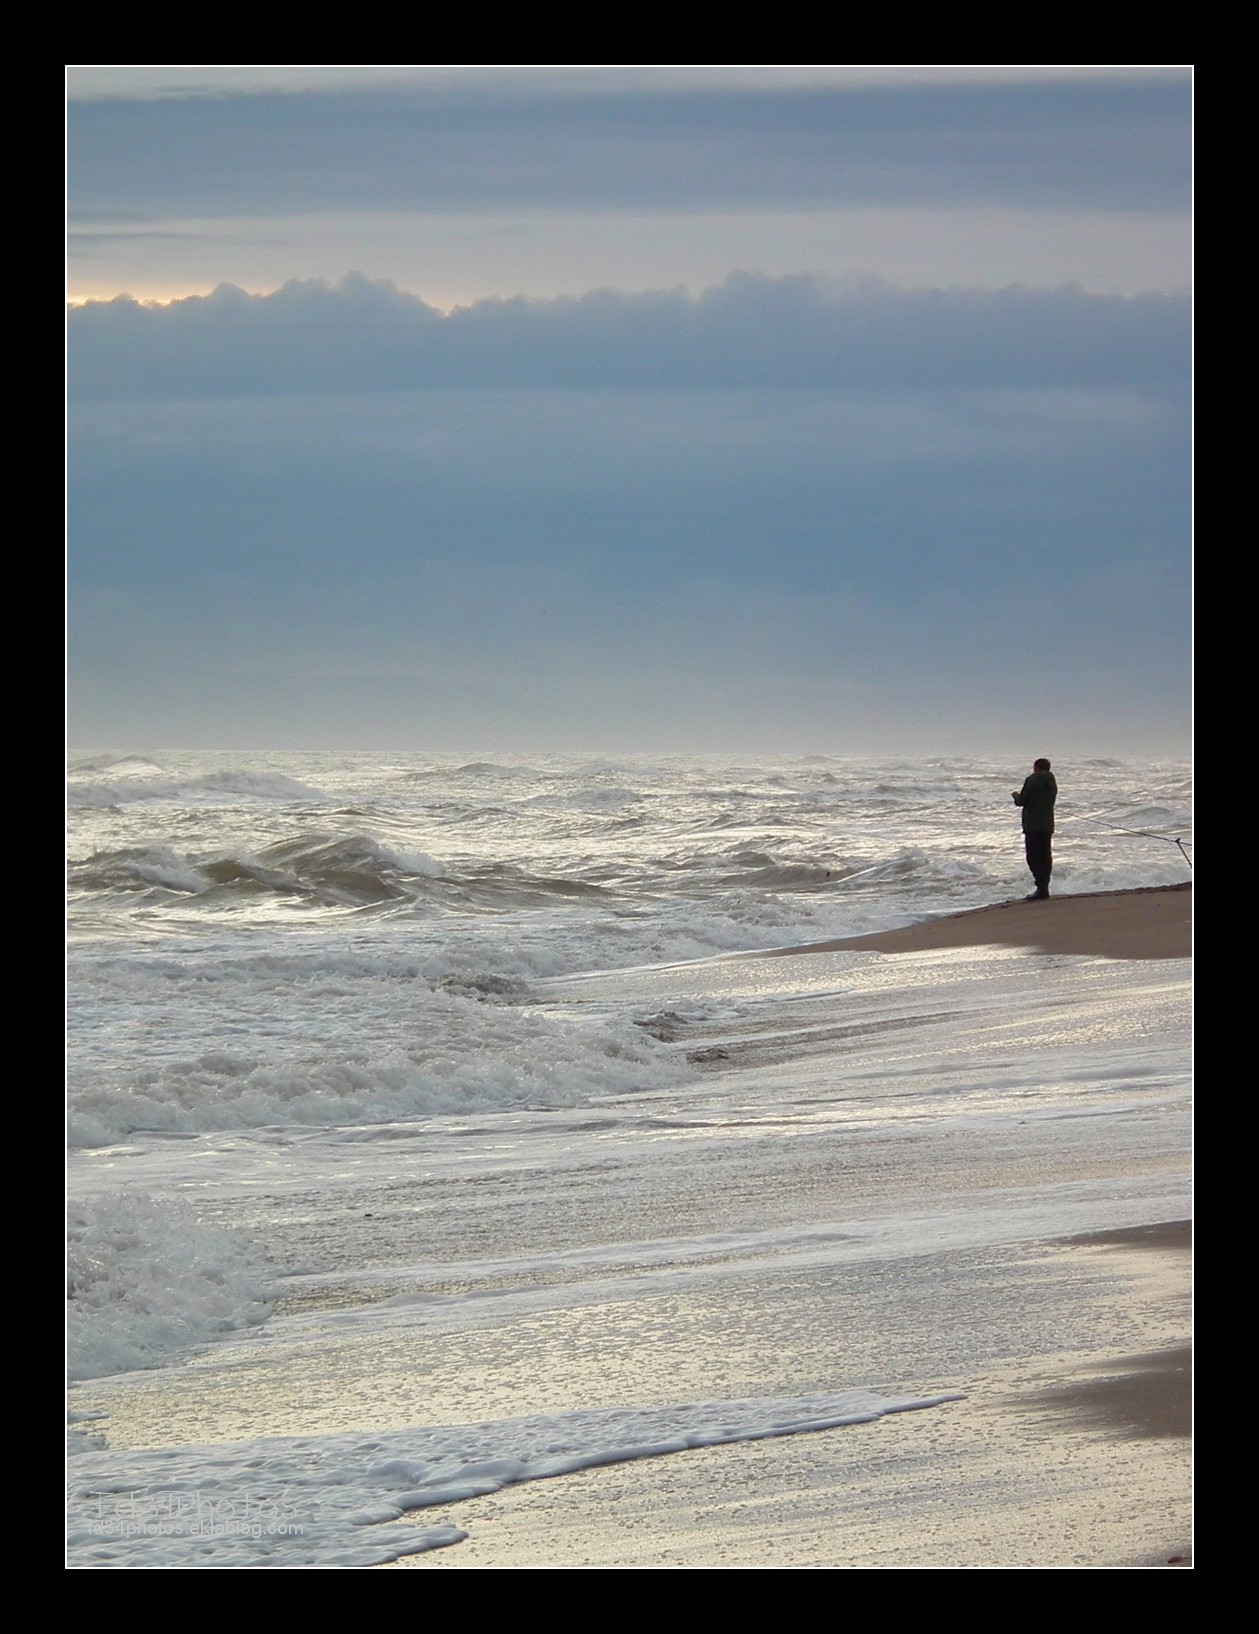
[769,883,1191,963]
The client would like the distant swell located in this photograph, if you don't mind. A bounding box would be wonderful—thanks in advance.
[70,847,211,895]
[68,834,633,912]
[67,766,327,809]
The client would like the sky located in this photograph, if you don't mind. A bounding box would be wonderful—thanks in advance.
[67,64,1192,754]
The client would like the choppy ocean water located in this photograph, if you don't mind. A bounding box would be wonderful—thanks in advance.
[66,752,1191,1567]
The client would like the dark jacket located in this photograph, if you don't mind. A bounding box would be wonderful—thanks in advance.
[1014,771,1057,833]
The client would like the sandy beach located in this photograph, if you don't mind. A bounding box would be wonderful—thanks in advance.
[377,887,1191,1569]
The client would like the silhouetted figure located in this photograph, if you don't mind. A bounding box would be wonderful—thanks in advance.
[1012,758,1057,900]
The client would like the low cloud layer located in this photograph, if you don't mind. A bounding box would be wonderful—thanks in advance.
[70,273,1189,398]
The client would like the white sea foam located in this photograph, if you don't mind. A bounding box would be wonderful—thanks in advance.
[66,1389,956,1568]
[67,957,690,1147]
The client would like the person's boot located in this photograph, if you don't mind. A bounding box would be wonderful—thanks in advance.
[1025,885,1050,900]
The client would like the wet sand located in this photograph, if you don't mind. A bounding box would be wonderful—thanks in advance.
[383,1220,1191,1569]
[384,892,1192,1570]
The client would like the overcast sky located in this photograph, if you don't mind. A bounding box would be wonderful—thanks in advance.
[66,65,1191,753]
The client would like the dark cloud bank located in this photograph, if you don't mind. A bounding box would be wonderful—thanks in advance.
[70,273,1189,399]
[67,273,1189,751]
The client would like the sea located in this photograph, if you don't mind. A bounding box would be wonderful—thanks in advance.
[66,751,1192,1567]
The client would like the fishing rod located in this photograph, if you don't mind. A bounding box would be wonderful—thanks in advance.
[1064,808,1193,869]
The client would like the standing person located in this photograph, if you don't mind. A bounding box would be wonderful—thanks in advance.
[1012,758,1057,900]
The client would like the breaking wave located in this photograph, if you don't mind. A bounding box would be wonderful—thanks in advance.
[66,1193,273,1381]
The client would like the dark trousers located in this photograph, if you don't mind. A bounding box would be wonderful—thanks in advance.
[1024,831,1053,890]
